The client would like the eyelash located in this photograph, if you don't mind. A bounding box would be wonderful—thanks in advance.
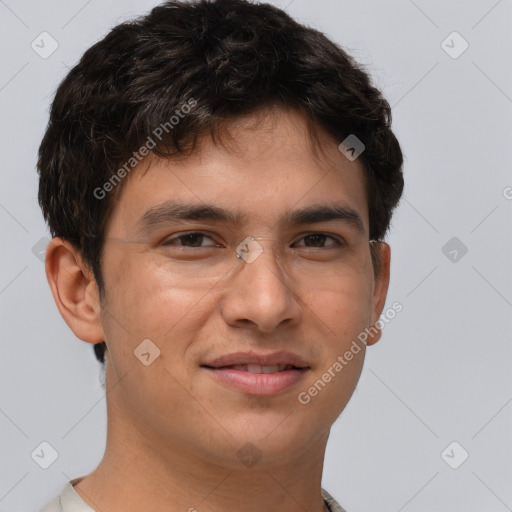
[161,231,346,249]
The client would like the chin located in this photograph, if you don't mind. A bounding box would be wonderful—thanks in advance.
[218,420,326,466]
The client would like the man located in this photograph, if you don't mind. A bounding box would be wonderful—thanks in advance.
[37,0,404,510]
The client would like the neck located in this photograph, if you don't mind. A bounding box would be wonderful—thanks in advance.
[74,360,333,512]
[74,412,330,512]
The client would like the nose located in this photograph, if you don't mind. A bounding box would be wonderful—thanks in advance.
[220,239,301,333]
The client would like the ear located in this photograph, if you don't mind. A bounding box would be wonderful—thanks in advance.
[45,237,105,344]
[366,242,391,346]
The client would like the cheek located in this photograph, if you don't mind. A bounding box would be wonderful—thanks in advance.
[295,277,372,417]
[314,352,365,426]
[302,272,374,340]
[298,331,366,425]
[100,263,215,436]
[100,255,215,371]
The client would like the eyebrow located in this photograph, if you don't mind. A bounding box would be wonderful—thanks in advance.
[135,200,366,236]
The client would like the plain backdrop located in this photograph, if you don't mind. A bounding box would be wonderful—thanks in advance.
[1,1,511,511]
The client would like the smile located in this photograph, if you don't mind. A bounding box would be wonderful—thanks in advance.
[210,363,298,373]
[202,364,309,396]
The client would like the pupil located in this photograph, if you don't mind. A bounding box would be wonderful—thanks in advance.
[183,234,202,247]
[305,234,325,247]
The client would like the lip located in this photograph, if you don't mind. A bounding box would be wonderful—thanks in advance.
[203,366,309,396]
[201,350,310,397]
[202,350,309,368]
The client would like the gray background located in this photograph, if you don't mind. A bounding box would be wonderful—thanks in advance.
[1,0,511,511]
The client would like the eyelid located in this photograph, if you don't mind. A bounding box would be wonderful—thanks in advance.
[161,231,221,247]
[292,232,346,248]
[161,231,346,248]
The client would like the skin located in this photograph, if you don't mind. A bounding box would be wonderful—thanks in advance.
[45,107,390,512]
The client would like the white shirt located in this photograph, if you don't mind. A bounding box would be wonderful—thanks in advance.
[40,478,347,512]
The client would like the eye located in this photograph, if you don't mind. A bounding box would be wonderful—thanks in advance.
[292,233,345,249]
[161,232,219,248]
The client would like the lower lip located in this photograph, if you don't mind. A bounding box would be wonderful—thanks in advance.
[202,367,309,396]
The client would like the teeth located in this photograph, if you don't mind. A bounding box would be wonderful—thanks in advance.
[226,364,296,373]
[227,364,285,374]
[248,364,279,374]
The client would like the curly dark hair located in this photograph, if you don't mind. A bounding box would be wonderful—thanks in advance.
[37,0,404,365]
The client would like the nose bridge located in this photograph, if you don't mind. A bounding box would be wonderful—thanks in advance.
[234,236,291,290]
[222,236,299,332]
[235,236,281,265]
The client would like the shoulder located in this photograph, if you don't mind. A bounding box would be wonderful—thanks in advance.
[39,479,94,512]
[321,488,348,512]
[39,495,62,512]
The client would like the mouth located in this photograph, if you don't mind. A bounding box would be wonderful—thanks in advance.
[202,363,305,373]
[200,352,310,396]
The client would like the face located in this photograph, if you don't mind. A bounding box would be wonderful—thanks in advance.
[97,107,389,468]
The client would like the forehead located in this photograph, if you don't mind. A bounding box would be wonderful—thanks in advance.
[105,108,369,237]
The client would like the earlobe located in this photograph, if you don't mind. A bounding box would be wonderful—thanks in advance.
[366,242,391,346]
[45,237,105,344]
